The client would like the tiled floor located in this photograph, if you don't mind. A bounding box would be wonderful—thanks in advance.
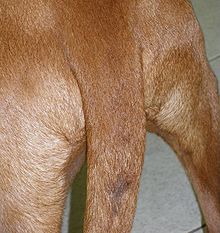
[132,134,202,233]
[63,0,220,232]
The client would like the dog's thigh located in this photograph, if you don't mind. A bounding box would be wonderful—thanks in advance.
[1,6,87,231]
[0,71,85,233]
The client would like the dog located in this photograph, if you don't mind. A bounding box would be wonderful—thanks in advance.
[1,0,220,232]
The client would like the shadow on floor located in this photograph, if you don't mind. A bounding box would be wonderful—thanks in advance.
[68,163,87,233]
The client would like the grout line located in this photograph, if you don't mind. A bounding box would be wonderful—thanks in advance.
[187,224,206,233]
[209,54,220,62]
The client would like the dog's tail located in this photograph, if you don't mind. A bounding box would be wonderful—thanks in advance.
[70,4,146,232]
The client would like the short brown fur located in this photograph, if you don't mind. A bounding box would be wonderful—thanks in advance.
[0,0,220,232]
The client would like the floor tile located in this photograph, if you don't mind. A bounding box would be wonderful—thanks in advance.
[189,228,206,233]
[188,224,206,233]
[210,57,220,84]
[132,134,201,233]
[191,0,220,59]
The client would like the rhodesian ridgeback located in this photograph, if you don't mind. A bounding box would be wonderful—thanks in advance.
[1,0,219,232]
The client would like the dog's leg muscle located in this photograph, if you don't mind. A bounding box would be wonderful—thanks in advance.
[145,44,220,233]
[160,72,220,233]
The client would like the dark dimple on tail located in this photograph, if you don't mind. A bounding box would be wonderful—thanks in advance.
[109,176,133,215]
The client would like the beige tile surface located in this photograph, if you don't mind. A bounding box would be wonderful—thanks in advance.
[210,57,220,83]
[132,135,201,233]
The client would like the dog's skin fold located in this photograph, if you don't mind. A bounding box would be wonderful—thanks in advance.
[0,0,220,232]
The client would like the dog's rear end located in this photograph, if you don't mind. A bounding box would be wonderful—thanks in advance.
[0,1,146,232]
[0,1,220,233]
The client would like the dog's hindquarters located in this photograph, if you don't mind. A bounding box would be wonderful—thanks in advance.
[140,1,220,231]
[0,3,87,230]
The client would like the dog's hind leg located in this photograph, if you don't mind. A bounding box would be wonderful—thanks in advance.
[144,44,220,233]
[0,83,86,233]
[138,2,220,230]
[0,33,86,231]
